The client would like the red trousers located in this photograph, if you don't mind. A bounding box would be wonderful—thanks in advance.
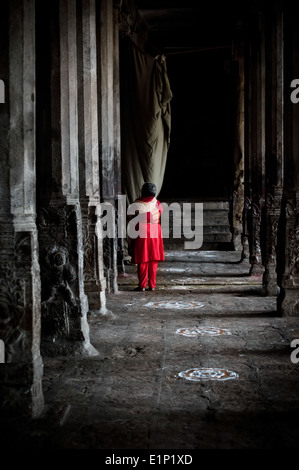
[138,261,158,289]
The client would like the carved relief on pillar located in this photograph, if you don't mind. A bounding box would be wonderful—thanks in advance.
[82,204,97,284]
[288,211,299,279]
[96,198,119,296]
[0,271,24,363]
[41,243,79,338]
[103,236,118,295]
[37,203,97,353]
[0,231,44,416]
[262,190,282,295]
[283,199,296,277]
[0,231,42,363]
[280,197,299,316]
[241,195,251,261]
[249,197,265,276]
[289,220,299,277]
[232,184,244,252]
[81,202,113,317]
[250,201,262,269]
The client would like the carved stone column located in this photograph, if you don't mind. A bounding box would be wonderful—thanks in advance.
[244,7,266,277]
[241,196,251,262]
[279,196,299,315]
[114,1,126,276]
[263,189,282,295]
[0,0,44,417]
[77,0,113,318]
[98,0,118,293]
[278,5,299,316]
[250,198,265,275]
[37,0,98,355]
[231,36,245,253]
[262,5,284,295]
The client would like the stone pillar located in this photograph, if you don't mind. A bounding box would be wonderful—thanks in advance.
[37,0,98,354]
[250,199,264,276]
[263,189,283,296]
[0,0,44,417]
[263,5,284,296]
[98,0,118,293]
[279,5,299,316]
[77,0,114,318]
[114,0,126,276]
[241,196,251,262]
[242,37,251,263]
[279,197,299,315]
[244,8,266,276]
[232,42,245,253]
[113,1,122,197]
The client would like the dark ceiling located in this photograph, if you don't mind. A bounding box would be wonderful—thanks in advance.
[125,1,262,199]
[135,0,252,55]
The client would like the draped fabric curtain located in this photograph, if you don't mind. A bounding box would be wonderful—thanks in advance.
[120,39,173,204]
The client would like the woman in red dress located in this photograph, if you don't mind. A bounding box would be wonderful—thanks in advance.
[131,182,164,291]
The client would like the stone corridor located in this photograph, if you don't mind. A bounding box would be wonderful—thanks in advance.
[1,249,299,450]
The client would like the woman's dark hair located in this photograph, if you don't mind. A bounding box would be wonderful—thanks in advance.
[141,182,157,197]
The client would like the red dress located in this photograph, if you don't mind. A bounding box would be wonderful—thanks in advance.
[132,196,164,289]
[132,196,164,264]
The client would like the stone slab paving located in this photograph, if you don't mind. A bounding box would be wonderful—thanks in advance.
[1,250,299,450]
[118,250,262,292]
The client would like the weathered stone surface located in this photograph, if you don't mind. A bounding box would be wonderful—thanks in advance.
[1,249,299,449]
[0,0,44,418]
[2,0,299,444]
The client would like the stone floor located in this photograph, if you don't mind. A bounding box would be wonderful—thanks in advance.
[1,249,299,451]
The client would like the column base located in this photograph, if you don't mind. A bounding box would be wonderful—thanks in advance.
[279,278,299,316]
[40,338,99,357]
[250,262,265,276]
[263,266,279,296]
[0,355,44,418]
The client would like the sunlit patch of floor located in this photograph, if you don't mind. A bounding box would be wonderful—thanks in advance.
[159,267,186,273]
[143,300,205,309]
[171,277,206,283]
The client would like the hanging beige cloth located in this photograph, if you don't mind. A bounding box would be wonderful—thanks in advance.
[121,39,173,204]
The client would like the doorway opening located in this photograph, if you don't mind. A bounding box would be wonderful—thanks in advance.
[159,46,238,202]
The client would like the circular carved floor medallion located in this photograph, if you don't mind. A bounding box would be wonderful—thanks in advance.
[179,368,239,381]
[176,327,231,337]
